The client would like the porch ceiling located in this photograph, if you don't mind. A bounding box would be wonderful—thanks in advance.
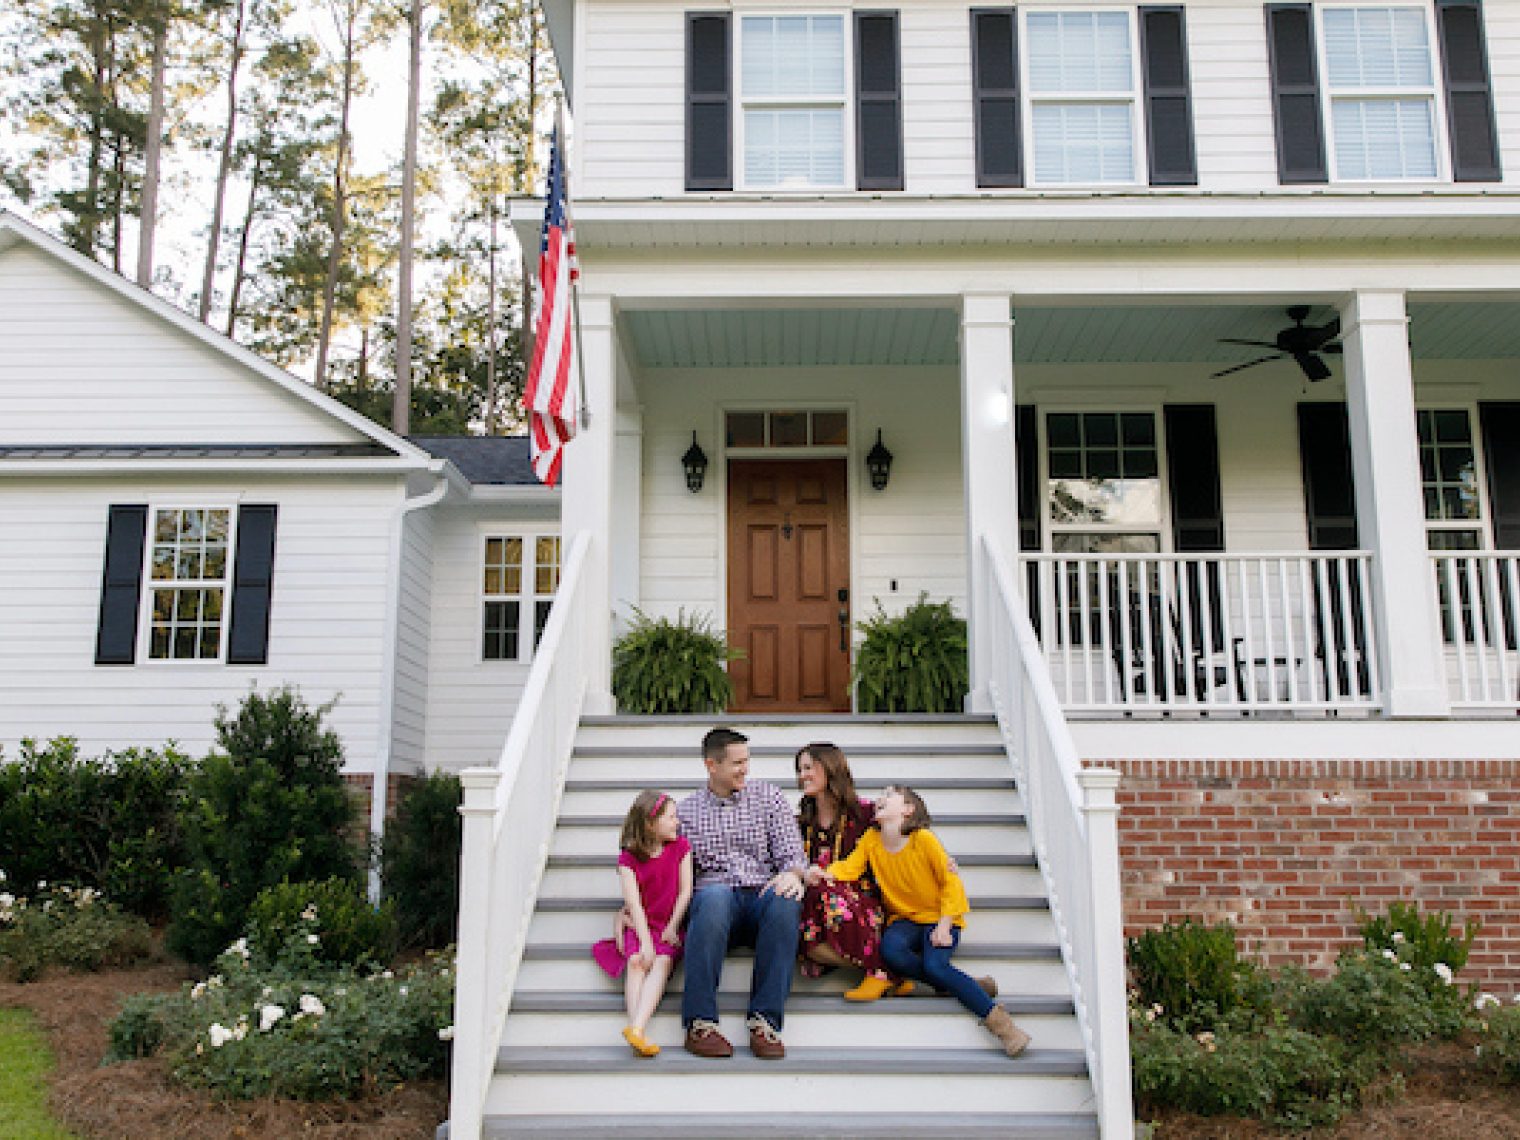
[621,301,1520,369]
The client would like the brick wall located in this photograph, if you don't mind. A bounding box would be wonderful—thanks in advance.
[1106,758,1520,996]
[342,772,422,830]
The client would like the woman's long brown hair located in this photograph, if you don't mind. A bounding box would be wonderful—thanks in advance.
[795,742,865,832]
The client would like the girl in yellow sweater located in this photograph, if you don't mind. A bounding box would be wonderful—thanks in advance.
[814,785,1031,1057]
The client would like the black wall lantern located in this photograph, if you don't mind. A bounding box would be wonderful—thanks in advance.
[866,430,894,491]
[681,432,709,493]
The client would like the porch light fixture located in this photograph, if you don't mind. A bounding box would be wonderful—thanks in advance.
[681,432,709,493]
[866,430,894,491]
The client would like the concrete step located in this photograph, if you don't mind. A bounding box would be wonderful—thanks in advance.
[575,715,1003,750]
[558,779,1025,816]
[539,855,1047,898]
[529,895,1056,943]
[477,1111,1099,1138]
[483,1047,1093,1116]
[566,754,1014,782]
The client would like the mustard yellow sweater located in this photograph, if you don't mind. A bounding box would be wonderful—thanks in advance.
[826,827,970,928]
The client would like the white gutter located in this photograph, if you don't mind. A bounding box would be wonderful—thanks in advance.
[368,459,458,901]
[0,458,435,478]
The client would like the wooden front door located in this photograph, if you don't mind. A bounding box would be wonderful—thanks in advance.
[727,459,851,712]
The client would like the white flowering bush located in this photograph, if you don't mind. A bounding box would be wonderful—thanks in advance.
[107,918,454,1100]
[245,877,396,969]
[0,876,153,982]
[1357,902,1478,1036]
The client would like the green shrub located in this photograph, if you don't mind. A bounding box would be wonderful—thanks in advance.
[0,882,154,982]
[381,773,462,949]
[167,687,361,968]
[0,739,190,920]
[1130,1012,1378,1129]
[1358,901,1477,1036]
[105,935,455,1100]
[853,595,968,714]
[1279,952,1441,1049]
[1127,920,1271,1034]
[611,609,738,714]
[1476,1003,1520,1084]
[247,878,396,969]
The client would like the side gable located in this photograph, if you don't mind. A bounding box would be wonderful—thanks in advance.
[0,212,428,461]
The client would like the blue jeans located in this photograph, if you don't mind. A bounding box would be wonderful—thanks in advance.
[681,884,801,1029]
[880,920,993,1019]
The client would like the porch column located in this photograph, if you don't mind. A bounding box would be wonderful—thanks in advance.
[1339,290,1449,717]
[611,403,643,633]
[562,294,616,713]
[960,292,1019,714]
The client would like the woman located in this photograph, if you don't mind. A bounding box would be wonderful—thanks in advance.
[794,742,903,1002]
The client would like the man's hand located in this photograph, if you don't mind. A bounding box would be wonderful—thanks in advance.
[930,917,955,948]
[763,870,805,901]
[804,865,826,887]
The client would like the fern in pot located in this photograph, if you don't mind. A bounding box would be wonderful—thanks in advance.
[853,594,969,714]
[612,609,740,714]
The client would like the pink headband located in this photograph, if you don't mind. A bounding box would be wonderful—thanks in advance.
[649,793,668,818]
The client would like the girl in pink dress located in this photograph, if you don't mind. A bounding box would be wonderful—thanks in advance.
[591,790,693,1056]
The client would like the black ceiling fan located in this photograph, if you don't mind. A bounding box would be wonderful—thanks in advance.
[1211,306,1342,382]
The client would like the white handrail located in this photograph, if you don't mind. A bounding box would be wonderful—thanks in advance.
[449,530,593,1140]
[1431,551,1520,709]
[980,535,1135,1139]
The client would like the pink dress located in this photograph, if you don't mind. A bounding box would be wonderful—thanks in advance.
[591,835,691,979]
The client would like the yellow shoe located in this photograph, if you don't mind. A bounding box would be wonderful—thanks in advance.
[844,974,892,1002]
[891,979,916,997]
[623,1026,660,1057]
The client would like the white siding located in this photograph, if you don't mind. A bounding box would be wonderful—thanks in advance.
[389,507,435,774]
[576,0,1518,198]
[0,245,361,445]
[423,503,560,773]
[0,476,404,771]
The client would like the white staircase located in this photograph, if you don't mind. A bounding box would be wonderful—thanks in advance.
[474,715,1100,1137]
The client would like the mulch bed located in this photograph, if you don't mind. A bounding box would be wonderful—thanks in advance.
[1150,1040,1520,1138]
[0,960,447,1140]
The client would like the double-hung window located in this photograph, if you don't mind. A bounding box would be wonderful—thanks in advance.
[739,15,848,189]
[1321,6,1440,179]
[1046,410,1164,553]
[1025,11,1141,185]
[482,533,563,662]
[146,507,233,661]
[1420,408,1485,551]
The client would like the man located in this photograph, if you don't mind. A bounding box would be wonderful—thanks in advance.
[676,726,806,1059]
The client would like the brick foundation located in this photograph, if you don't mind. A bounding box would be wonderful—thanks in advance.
[341,772,422,830]
[1103,758,1520,996]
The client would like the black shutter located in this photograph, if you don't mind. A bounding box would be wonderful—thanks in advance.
[227,504,278,665]
[856,12,904,190]
[95,505,148,665]
[1164,405,1223,552]
[1480,402,1520,550]
[971,9,1022,188]
[1139,7,1197,186]
[1016,404,1040,551]
[1436,0,1501,182]
[1266,4,1328,184]
[686,13,732,191]
[1297,403,1359,549]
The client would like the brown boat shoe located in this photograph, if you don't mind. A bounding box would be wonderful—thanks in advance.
[683,1018,733,1058]
[745,1013,786,1060]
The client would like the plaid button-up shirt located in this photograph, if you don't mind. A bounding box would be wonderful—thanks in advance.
[677,779,807,889]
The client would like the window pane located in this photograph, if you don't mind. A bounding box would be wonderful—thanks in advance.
[770,411,808,447]
[155,511,179,542]
[1124,447,1159,479]
[727,412,766,448]
[205,510,230,542]
[1027,11,1133,93]
[483,601,520,660]
[1047,413,1080,447]
[174,627,196,659]
[535,600,554,648]
[1332,97,1436,178]
[1088,448,1120,479]
[1434,410,1471,443]
[150,627,170,659]
[1052,532,1162,554]
[1427,529,1481,551]
[1120,413,1154,446]
[1049,449,1082,479]
[812,411,848,445]
[741,15,845,98]
[175,590,200,622]
[536,536,563,594]
[199,626,220,658]
[1323,7,1431,89]
[152,549,175,580]
[484,536,522,595]
[1050,478,1162,526]
[744,108,845,188]
[1032,103,1134,183]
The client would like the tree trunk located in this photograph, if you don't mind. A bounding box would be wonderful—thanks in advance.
[199,0,248,321]
[79,16,109,257]
[392,0,423,434]
[226,152,266,338]
[137,16,168,287]
[313,4,358,392]
[485,196,498,434]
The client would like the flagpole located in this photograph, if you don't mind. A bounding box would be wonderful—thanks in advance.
[557,100,592,430]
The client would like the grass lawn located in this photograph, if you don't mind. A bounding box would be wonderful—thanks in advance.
[0,1007,76,1140]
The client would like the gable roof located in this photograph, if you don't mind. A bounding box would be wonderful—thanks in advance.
[0,210,438,471]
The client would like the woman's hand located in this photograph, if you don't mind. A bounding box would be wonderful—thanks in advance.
[804,864,826,887]
[636,939,656,971]
[614,906,631,941]
[660,923,682,947]
[930,918,955,948]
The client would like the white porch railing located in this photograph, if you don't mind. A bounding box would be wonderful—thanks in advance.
[981,536,1135,1139]
[1432,552,1520,709]
[1025,552,1382,714]
[448,531,593,1140]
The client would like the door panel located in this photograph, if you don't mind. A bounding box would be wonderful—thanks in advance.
[728,459,851,711]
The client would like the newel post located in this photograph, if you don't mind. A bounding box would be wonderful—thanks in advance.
[1077,766,1135,1139]
[449,767,502,1140]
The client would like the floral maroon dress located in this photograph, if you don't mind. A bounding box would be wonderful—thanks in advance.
[798,798,886,977]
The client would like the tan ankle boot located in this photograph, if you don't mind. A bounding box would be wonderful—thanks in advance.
[984,1005,1031,1057]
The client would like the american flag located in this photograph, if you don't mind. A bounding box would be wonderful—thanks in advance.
[525,127,579,487]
